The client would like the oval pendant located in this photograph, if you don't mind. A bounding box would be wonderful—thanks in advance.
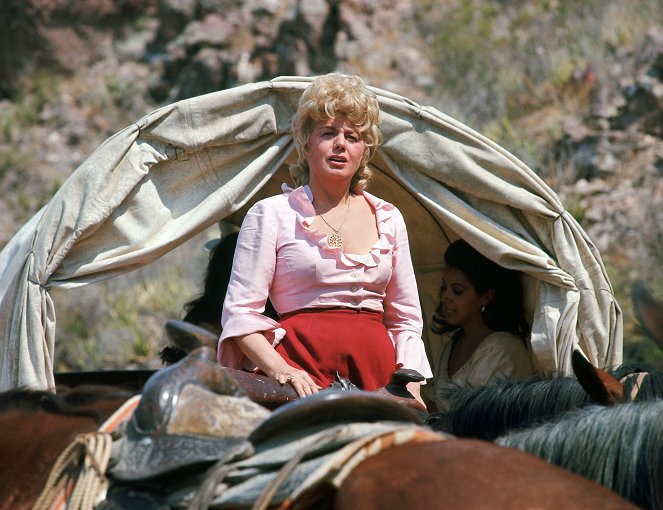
[327,233,343,248]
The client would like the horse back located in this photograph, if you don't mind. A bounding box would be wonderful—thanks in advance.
[0,386,131,510]
[334,440,639,509]
[0,409,99,509]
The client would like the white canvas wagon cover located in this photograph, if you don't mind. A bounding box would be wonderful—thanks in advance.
[0,76,622,390]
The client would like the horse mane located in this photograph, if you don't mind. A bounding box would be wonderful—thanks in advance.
[57,384,133,404]
[426,362,663,440]
[0,385,132,425]
[428,375,592,440]
[496,400,663,509]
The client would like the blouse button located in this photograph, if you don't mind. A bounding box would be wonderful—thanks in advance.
[351,271,358,278]
[351,285,358,293]
[350,298,358,306]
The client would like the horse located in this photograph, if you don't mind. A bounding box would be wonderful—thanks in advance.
[107,347,638,510]
[2,348,637,510]
[496,398,663,509]
[489,352,663,509]
[333,439,638,510]
[426,350,663,440]
[181,433,638,509]
[0,385,133,510]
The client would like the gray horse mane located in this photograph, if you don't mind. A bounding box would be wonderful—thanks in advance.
[496,400,663,509]
[427,364,663,440]
[428,375,591,440]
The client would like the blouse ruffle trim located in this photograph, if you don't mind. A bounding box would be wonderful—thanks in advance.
[282,183,396,269]
[391,331,434,381]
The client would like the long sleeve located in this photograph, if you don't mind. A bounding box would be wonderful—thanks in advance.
[383,208,433,379]
[218,200,284,369]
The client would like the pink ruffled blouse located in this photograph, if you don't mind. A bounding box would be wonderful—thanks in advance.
[218,184,433,380]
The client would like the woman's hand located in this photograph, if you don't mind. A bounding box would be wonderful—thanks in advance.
[233,333,321,398]
[407,381,428,412]
[274,368,321,398]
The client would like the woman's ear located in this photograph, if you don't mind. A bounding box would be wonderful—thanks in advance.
[482,288,496,307]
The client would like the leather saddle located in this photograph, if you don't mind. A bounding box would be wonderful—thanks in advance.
[100,346,429,509]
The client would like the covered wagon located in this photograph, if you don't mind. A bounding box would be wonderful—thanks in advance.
[0,76,622,391]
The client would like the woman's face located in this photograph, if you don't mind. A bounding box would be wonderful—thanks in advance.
[305,115,366,186]
[440,267,491,329]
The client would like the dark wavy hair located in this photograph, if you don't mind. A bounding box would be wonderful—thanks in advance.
[430,239,529,339]
[182,231,277,328]
[182,232,239,328]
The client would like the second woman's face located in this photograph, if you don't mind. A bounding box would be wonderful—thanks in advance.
[440,267,489,328]
[306,115,366,185]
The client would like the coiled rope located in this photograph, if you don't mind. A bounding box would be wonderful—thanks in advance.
[33,431,113,510]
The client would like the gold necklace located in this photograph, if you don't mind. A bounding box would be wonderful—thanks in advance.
[316,200,350,248]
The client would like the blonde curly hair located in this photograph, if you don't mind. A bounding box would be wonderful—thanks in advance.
[289,73,383,194]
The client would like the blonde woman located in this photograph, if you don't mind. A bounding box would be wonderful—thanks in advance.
[218,73,432,406]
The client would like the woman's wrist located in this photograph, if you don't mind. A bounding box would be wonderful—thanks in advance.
[234,333,287,376]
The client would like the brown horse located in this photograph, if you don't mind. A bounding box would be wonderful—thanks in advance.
[334,439,637,510]
[3,349,638,510]
[496,395,663,509]
[338,352,662,509]
[0,385,133,510]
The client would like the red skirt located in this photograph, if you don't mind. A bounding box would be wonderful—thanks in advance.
[271,308,397,391]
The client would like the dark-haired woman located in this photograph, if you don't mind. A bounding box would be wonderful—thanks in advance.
[423,239,533,412]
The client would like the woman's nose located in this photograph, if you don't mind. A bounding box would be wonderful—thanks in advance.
[333,134,346,149]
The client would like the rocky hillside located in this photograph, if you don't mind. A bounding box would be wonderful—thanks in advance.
[1,0,662,368]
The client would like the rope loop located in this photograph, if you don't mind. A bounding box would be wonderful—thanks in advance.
[33,432,113,510]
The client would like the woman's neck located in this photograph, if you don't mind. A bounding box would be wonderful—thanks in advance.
[308,180,352,212]
[460,321,494,349]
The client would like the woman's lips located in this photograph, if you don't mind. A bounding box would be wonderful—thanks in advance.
[328,158,346,165]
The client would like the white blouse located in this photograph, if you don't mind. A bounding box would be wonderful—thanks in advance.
[425,330,533,412]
